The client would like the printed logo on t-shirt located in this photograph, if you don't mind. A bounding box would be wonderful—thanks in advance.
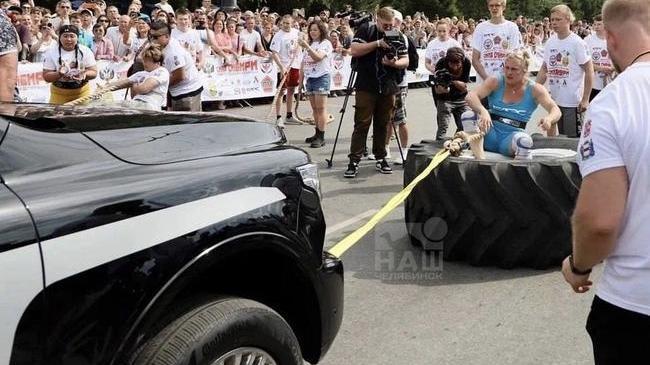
[580,138,595,161]
[583,119,592,138]
[547,48,570,85]
[173,56,180,66]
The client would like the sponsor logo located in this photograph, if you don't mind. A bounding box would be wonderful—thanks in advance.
[583,119,592,138]
[483,38,493,50]
[261,75,273,93]
[260,60,273,74]
[580,139,595,160]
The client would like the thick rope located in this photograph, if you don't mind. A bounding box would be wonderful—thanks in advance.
[443,131,485,157]
[63,79,133,106]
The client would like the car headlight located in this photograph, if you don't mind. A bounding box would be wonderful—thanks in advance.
[296,163,321,199]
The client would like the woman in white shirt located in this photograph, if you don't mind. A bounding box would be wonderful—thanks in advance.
[298,20,333,148]
[126,44,169,110]
[42,24,97,104]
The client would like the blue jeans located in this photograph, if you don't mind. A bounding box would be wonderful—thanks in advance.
[305,74,331,95]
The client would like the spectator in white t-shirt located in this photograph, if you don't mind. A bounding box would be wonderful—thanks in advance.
[42,24,97,104]
[30,23,57,63]
[239,17,266,57]
[171,8,203,68]
[127,44,170,110]
[50,0,72,33]
[425,20,462,76]
[149,21,203,111]
[471,0,522,83]
[270,15,303,127]
[536,4,594,137]
[562,1,650,362]
[583,14,615,101]
[298,20,332,148]
[105,15,134,60]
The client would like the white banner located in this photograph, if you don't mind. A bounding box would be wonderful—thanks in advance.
[17,49,541,103]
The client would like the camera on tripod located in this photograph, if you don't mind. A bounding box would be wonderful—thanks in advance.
[381,30,405,59]
[432,69,453,88]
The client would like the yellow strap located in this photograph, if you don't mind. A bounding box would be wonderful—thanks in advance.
[329,150,450,258]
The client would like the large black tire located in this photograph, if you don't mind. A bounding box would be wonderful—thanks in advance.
[132,298,302,365]
[404,135,582,269]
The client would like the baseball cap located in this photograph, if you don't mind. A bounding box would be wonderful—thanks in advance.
[137,14,151,23]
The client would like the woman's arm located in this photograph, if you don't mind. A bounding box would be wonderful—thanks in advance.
[465,76,499,131]
[131,77,160,96]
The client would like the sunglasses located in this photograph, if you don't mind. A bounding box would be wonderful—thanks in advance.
[98,19,109,22]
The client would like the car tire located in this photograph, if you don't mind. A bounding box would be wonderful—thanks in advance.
[404,135,582,269]
[132,297,303,365]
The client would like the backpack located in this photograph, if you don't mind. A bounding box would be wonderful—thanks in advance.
[406,35,419,71]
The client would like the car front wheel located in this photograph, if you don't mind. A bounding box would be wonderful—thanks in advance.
[132,297,303,365]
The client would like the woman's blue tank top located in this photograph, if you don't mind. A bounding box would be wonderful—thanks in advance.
[488,75,538,123]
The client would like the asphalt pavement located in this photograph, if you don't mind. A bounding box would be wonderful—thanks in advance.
[225,86,596,365]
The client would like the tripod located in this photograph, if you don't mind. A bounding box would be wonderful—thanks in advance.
[325,69,406,168]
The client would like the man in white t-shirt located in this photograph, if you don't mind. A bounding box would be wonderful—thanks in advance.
[150,21,203,111]
[584,14,615,101]
[269,15,302,127]
[105,15,135,59]
[536,5,594,137]
[240,17,265,57]
[562,0,650,361]
[171,8,204,68]
[470,0,522,83]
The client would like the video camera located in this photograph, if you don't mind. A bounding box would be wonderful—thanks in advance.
[381,30,405,60]
[336,10,372,28]
[432,68,453,88]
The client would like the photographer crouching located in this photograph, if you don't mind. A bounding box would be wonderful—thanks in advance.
[432,47,472,140]
[344,7,409,178]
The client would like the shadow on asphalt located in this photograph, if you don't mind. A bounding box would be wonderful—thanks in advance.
[329,217,554,287]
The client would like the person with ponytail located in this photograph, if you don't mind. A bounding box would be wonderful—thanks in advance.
[42,24,97,104]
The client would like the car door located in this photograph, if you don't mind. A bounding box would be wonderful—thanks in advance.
[0,136,44,363]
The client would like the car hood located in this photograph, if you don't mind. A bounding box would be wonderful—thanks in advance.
[84,121,285,165]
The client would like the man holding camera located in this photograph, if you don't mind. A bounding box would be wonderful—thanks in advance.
[344,7,409,178]
[432,47,471,140]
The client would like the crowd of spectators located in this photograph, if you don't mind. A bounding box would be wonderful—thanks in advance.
[1,0,600,66]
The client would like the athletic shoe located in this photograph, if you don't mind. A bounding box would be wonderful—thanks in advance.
[305,128,318,143]
[276,118,285,129]
[285,116,301,125]
[376,159,393,174]
[344,161,359,178]
[394,147,408,165]
[310,132,325,148]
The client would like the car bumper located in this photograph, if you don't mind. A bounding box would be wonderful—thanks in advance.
[316,251,344,361]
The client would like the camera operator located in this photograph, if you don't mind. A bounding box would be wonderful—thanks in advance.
[432,47,471,140]
[344,7,409,178]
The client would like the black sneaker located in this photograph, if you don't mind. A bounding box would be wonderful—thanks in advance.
[305,128,318,143]
[375,159,393,174]
[344,161,359,178]
[310,132,325,148]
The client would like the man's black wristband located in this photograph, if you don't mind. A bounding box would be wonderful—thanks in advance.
[569,254,592,275]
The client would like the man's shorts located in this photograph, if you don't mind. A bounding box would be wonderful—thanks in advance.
[392,86,408,125]
[278,68,300,89]
[305,74,331,95]
[558,106,580,137]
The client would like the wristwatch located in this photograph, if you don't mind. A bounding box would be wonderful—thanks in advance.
[569,254,592,275]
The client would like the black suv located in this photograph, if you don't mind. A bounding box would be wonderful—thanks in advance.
[0,104,343,365]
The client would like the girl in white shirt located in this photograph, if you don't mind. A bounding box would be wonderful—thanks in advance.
[299,20,332,148]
